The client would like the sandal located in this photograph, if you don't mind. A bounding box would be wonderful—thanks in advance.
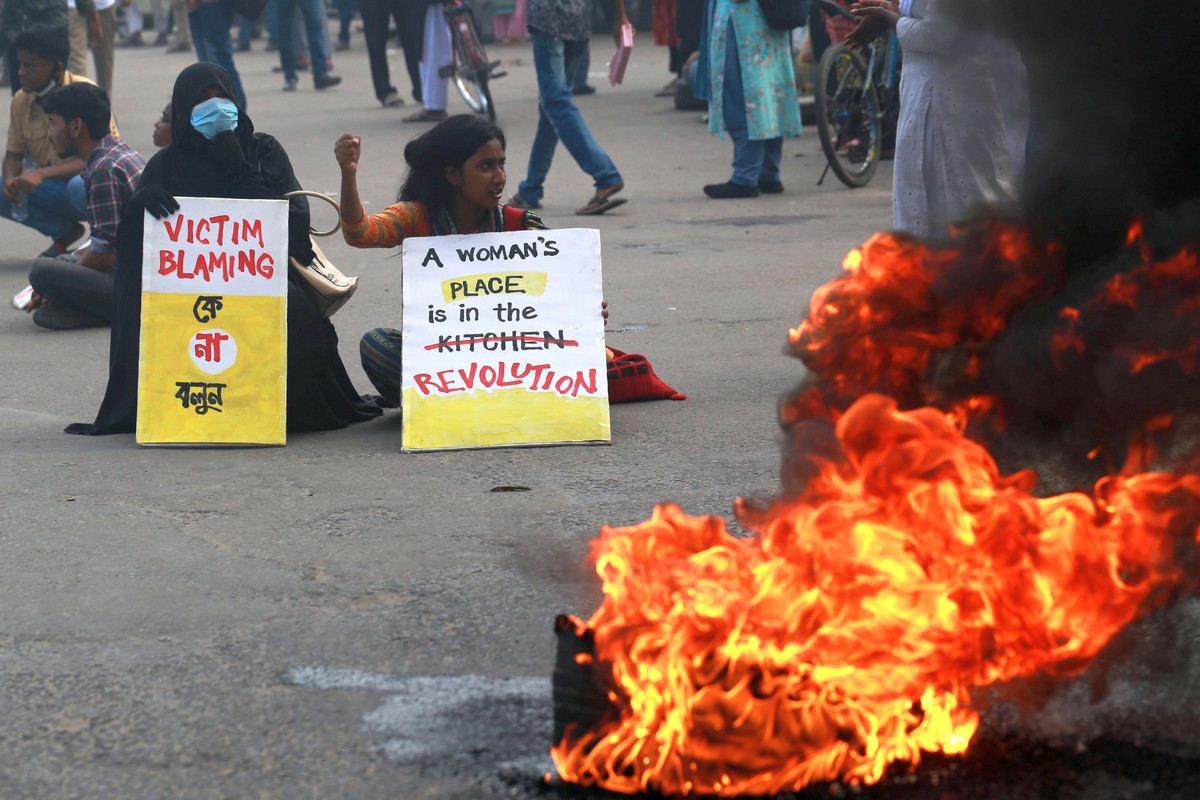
[507,193,541,210]
[402,108,448,123]
[575,185,626,216]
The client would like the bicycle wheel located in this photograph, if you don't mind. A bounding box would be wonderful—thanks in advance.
[453,67,495,120]
[815,44,881,188]
[449,15,496,119]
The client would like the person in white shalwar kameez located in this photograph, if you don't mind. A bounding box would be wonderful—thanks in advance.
[851,0,1014,237]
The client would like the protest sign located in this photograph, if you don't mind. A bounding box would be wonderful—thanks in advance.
[401,227,610,451]
[137,197,289,446]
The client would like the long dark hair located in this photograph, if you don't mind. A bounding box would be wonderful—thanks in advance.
[398,114,506,212]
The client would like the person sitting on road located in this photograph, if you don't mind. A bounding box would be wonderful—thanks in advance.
[152,101,172,148]
[25,83,145,330]
[335,115,686,408]
[335,114,550,405]
[67,62,382,436]
[1,24,119,258]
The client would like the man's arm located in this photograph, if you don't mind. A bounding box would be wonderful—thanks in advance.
[73,243,116,270]
[10,157,86,193]
[80,159,129,270]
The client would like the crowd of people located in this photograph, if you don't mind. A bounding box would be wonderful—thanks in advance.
[0,0,1031,435]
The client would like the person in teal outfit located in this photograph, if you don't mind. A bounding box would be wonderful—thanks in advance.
[696,0,802,198]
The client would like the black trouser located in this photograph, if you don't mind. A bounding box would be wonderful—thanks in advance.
[361,0,425,104]
[671,0,704,75]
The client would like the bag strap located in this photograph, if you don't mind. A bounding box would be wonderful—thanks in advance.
[283,190,342,237]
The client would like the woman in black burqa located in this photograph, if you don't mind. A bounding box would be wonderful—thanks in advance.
[67,62,382,436]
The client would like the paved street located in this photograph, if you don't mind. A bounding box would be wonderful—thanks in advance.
[0,33,893,798]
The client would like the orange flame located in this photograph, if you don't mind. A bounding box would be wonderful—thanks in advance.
[785,220,1063,420]
[553,395,1200,796]
[554,217,1200,796]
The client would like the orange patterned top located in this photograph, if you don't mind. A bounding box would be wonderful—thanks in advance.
[342,201,544,249]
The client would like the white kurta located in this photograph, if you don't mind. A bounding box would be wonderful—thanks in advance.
[892,0,1015,237]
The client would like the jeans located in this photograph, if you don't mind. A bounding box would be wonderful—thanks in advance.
[190,3,248,109]
[518,30,622,204]
[278,0,333,82]
[28,252,115,326]
[266,0,310,60]
[571,39,589,90]
[335,0,357,42]
[0,176,87,240]
[722,21,780,187]
[237,14,258,48]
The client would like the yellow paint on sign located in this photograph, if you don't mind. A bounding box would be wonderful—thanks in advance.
[402,387,609,450]
[137,292,286,445]
[440,271,548,303]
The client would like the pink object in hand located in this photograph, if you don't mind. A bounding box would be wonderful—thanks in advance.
[608,23,634,87]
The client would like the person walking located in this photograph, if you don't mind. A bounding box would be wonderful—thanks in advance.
[696,0,801,199]
[508,0,630,215]
[275,0,343,90]
[402,0,450,121]
[68,0,116,98]
[492,0,527,45]
[360,0,424,107]
[187,0,248,108]
[166,0,193,51]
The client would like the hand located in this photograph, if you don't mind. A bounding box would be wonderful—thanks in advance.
[88,12,102,48]
[209,129,246,174]
[12,168,45,193]
[334,133,361,172]
[129,184,180,219]
[3,176,21,203]
[601,299,609,326]
[851,0,900,12]
[612,17,635,48]
[25,291,47,312]
[845,7,899,49]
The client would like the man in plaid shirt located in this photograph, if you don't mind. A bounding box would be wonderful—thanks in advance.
[25,82,145,330]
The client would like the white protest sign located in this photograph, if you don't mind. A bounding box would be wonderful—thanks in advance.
[137,196,289,445]
[400,227,610,450]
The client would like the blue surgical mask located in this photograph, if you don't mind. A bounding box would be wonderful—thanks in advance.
[190,97,239,139]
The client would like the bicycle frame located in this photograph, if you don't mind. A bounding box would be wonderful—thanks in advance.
[438,0,506,119]
[444,0,486,71]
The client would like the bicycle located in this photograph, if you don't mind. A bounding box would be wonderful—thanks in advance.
[438,0,507,121]
[813,0,901,188]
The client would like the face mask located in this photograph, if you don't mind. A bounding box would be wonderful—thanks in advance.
[34,78,57,99]
[190,97,239,139]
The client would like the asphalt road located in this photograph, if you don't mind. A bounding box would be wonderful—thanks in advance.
[0,31,903,798]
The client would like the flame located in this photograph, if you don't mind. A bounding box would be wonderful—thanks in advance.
[554,219,1200,795]
[785,220,1063,419]
[554,395,1200,796]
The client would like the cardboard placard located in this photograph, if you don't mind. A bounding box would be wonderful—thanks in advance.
[400,228,610,451]
[136,197,289,446]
